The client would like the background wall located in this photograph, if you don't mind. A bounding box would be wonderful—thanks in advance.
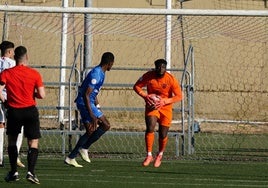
[0,0,267,131]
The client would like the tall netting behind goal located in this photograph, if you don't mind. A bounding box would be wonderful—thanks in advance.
[180,14,268,161]
[0,6,267,161]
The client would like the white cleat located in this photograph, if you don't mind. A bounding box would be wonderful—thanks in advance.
[79,148,91,163]
[17,158,25,168]
[64,157,83,167]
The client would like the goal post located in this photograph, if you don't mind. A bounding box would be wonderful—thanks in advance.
[1,5,267,161]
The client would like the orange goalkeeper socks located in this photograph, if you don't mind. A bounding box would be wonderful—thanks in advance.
[159,136,168,154]
[145,132,154,154]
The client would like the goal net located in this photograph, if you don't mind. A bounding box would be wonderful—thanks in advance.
[0,4,267,160]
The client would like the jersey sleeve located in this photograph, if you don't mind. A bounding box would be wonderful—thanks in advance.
[170,76,183,102]
[86,69,101,89]
[35,70,44,88]
[133,72,150,97]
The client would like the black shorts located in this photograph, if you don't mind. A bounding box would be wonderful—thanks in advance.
[6,106,41,139]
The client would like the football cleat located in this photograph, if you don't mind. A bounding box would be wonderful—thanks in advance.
[5,171,19,182]
[154,154,163,168]
[142,155,154,167]
[17,158,25,168]
[26,171,40,184]
[64,157,83,167]
[79,148,91,163]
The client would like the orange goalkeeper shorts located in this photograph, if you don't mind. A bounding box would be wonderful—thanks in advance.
[145,105,173,127]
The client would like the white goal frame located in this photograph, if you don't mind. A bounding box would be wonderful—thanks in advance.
[1,5,267,160]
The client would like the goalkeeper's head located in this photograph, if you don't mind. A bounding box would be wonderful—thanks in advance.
[154,59,167,77]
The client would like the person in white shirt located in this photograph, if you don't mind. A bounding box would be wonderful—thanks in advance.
[0,41,25,168]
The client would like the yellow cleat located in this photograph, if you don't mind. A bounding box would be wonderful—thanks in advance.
[17,158,25,168]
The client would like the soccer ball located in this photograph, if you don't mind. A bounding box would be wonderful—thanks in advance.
[149,94,161,103]
[147,94,161,110]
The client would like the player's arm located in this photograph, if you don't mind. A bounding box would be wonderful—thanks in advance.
[0,84,5,102]
[34,72,46,99]
[35,86,45,99]
[133,77,146,98]
[0,73,6,103]
[94,97,101,109]
[133,74,154,105]
[163,86,183,104]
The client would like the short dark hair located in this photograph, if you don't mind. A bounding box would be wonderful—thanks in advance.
[14,46,27,62]
[100,52,114,65]
[154,59,167,66]
[0,41,14,55]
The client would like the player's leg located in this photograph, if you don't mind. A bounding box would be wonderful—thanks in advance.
[23,106,41,184]
[142,115,158,167]
[0,123,4,167]
[26,138,40,184]
[82,115,110,149]
[0,103,6,167]
[67,130,90,167]
[4,107,20,182]
[16,126,25,167]
[77,106,108,163]
[154,110,172,167]
[5,134,19,182]
[64,105,91,167]
[158,125,169,154]
[154,125,169,168]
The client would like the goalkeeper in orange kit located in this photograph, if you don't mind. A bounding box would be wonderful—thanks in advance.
[133,59,183,167]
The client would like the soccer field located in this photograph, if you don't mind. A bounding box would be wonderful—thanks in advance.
[0,158,268,188]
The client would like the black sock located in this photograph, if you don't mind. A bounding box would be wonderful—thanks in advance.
[7,145,18,174]
[27,148,38,175]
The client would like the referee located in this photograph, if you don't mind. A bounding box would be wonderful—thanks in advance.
[0,46,45,184]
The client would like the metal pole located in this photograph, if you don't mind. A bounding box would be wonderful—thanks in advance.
[165,0,172,70]
[179,0,186,65]
[58,0,69,123]
[2,12,8,41]
[84,0,93,77]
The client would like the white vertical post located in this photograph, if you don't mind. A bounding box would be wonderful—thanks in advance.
[165,0,172,70]
[84,0,93,77]
[58,0,68,123]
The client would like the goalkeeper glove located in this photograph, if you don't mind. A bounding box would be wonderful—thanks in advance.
[144,94,155,106]
[154,97,175,109]
[154,98,166,109]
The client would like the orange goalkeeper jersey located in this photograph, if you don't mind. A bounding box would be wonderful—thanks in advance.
[134,70,183,126]
[134,70,182,105]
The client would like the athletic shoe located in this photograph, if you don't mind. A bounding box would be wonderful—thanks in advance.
[64,157,83,167]
[142,155,154,167]
[5,171,19,182]
[154,154,163,168]
[17,158,25,168]
[79,148,91,163]
[26,172,40,184]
